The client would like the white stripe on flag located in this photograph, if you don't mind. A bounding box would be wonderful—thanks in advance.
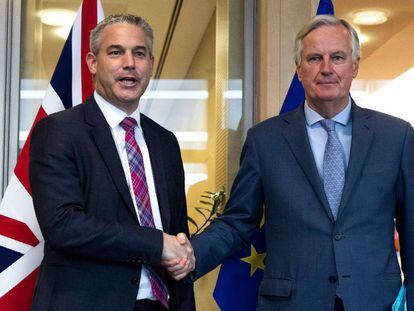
[0,174,43,241]
[42,84,66,115]
[0,241,44,297]
[0,235,32,254]
[72,3,82,107]
[97,0,105,21]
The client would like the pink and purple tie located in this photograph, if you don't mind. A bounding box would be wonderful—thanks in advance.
[120,117,169,308]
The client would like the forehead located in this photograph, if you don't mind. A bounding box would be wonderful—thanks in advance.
[302,25,351,53]
[100,23,147,47]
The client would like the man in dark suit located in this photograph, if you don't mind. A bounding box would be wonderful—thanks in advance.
[165,15,413,310]
[29,14,195,311]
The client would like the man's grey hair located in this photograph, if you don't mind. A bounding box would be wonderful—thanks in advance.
[294,14,360,65]
[90,13,154,56]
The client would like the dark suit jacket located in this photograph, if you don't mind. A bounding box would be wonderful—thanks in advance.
[192,102,413,310]
[29,97,195,311]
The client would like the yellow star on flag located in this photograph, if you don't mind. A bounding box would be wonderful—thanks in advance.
[241,244,266,277]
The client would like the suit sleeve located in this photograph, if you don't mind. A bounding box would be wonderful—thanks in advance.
[191,129,264,280]
[396,122,414,309]
[166,132,195,310]
[29,116,163,266]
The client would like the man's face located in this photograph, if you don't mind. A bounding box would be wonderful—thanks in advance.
[86,23,154,114]
[297,25,359,114]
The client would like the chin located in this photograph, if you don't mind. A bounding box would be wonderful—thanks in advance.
[118,93,141,102]
[316,92,340,101]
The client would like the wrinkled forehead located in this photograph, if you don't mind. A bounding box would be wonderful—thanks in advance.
[302,25,351,51]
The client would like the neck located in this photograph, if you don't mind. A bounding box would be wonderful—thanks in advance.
[307,97,348,119]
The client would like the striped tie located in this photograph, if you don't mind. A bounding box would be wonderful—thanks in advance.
[120,117,169,308]
[320,119,345,220]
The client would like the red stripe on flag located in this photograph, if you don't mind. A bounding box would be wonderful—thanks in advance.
[0,267,39,311]
[14,107,48,195]
[81,0,97,102]
[0,215,39,247]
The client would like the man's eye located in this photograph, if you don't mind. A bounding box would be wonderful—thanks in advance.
[332,55,344,62]
[109,50,121,56]
[134,51,146,57]
[308,56,321,63]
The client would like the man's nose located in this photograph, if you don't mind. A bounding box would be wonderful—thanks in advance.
[320,56,333,74]
[122,51,135,69]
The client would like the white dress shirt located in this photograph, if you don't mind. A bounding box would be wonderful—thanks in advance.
[94,91,163,300]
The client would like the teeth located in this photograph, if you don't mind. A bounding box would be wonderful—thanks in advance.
[119,78,136,86]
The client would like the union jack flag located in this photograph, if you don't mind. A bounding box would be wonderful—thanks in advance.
[0,1,104,309]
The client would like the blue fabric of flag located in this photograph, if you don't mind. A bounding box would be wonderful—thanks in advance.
[50,29,73,109]
[213,227,265,311]
[213,1,334,310]
[0,246,23,273]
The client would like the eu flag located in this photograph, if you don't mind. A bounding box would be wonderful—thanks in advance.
[213,1,334,310]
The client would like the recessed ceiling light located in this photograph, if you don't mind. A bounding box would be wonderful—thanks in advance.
[358,33,369,45]
[39,9,76,26]
[352,10,388,26]
[55,25,72,40]
[353,26,369,45]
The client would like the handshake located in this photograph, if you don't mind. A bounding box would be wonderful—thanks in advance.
[161,233,195,280]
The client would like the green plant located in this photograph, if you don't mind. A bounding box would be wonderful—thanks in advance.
[188,187,226,237]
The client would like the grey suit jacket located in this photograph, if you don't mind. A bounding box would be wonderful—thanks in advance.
[192,102,413,310]
[29,97,195,311]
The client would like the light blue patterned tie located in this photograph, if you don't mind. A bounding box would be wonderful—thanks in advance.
[320,119,345,220]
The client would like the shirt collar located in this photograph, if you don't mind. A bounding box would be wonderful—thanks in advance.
[94,91,141,130]
[304,97,352,127]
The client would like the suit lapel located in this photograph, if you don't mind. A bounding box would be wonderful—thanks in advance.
[282,106,334,222]
[83,97,138,220]
[141,115,171,232]
[337,102,374,219]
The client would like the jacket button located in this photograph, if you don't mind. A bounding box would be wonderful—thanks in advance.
[329,276,337,283]
[131,277,139,284]
[334,234,342,241]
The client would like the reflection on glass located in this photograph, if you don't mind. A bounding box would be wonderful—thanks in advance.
[353,67,414,126]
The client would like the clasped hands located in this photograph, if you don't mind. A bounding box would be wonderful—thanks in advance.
[161,233,195,280]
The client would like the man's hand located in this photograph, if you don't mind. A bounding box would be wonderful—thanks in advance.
[161,233,195,280]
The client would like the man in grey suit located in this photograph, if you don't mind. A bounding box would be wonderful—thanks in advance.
[164,15,413,310]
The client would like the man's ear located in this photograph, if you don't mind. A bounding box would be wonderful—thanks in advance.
[352,59,359,78]
[149,55,155,77]
[296,66,303,82]
[86,52,97,75]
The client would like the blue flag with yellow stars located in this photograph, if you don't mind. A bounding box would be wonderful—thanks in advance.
[213,1,334,310]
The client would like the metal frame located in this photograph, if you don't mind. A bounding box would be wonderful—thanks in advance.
[0,0,21,196]
[243,0,258,140]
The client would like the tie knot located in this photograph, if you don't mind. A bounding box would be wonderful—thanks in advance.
[120,117,137,133]
[320,119,336,132]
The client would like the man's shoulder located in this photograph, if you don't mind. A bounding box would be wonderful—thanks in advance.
[251,106,301,134]
[35,104,86,131]
[140,113,175,138]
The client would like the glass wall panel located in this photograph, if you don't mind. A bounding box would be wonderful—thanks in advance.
[335,1,414,125]
[19,0,249,309]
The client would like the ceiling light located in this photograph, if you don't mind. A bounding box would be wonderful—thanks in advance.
[358,33,369,45]
[353,26,369,46]
[39,9,76,26]
[352,10,388,26]
[55,25,72,40]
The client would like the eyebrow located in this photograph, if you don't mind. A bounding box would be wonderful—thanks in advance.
[106,44,148,51]
[305,50,347,57]
[106,44,123,51]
